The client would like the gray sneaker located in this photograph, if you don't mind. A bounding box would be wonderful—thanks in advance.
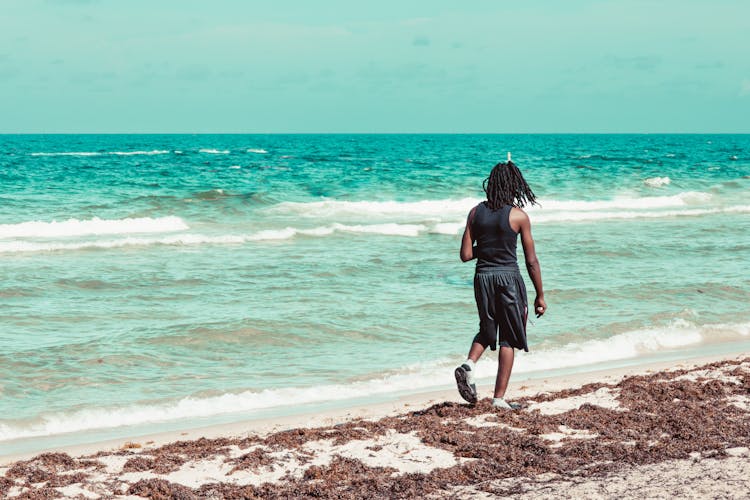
[492,398,521,410]
[454,363,477,404]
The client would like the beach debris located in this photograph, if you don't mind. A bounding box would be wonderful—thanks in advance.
[2,357,748,499]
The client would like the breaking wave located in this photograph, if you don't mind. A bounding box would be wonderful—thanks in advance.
[644,176,671,187]
[31,150,171,157]
[270,191,715,220]
[0,223,426,253]
[1,319,746,441]
[0,216,188,239]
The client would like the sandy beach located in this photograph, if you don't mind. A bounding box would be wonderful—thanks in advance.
[4,1,749,497]
[2,352,748,499]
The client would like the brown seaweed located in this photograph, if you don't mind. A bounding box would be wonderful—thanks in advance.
[3,357,748,499]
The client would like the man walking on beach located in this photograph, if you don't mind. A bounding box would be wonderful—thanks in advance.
[454,160,546,409]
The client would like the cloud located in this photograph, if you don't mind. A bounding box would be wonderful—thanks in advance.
[354,62,468,93]
[412,36,430,47]
[740,79,750,97]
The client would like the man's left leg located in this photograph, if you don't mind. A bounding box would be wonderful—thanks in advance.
[492,346,521,409]
[493,346,514,399]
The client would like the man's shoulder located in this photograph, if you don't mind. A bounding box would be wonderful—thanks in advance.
[510,206,529,218]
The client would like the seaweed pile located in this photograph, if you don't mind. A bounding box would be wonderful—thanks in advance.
[2,358,748,499]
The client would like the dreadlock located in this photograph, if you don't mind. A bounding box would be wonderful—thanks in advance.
[482,160,538,210]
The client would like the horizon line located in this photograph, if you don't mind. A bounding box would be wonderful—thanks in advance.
[1,132,749,135]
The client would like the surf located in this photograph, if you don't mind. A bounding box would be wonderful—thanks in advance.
[0,216,188,239]
[1,318,746,442]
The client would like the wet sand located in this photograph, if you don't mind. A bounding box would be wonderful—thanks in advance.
[2,352,749,499]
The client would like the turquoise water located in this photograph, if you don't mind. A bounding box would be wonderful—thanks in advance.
[1,134,749,447]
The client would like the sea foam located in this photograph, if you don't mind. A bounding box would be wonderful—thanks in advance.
[530,205,750,223]
[0,216,188,239]
[264,192,742,234]
[0,234,241,253]
[31,152,102,157]
[0,223,428,253]
[519,191,711,211]
[109,150,170,156]
[271,192,713,220]
[5,202,747,253]
[644,176,671,187]
[31,150,171,156]
[1,319,746,441]
[270,197,480,218]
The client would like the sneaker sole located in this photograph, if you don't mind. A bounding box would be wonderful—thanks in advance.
[454,366,477,404]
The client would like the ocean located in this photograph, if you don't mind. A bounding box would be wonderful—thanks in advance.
[1,134,749,454]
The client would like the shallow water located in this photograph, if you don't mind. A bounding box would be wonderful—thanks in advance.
[1,134,749,444]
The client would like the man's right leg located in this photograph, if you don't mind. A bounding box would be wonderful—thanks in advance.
[455,341,486,404]
[467,341,485,364]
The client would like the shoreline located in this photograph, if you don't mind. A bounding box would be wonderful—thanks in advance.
[2,348,747,466]
[1,351,748,498]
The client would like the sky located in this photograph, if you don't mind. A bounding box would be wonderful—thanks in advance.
[0,0,748,133]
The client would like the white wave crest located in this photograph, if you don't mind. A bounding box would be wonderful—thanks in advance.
[6,201,748,254]
[270,192,713,220]
[271,198,480,218]
[418,206,750,229]
[1,319,746,441]
[0,216,188,239]
[265,192,739,231]
[426,203,750,234]
[109,150,170,156]
[246,223,425,241]
[531,205,750,223]
[534,191,710,211]
[0,234,240,253]
[247,148,268,154]
[643,176,671,187]
[430,222,465,235]
[31,150,171,157]
[510,318,713,375]
[0,223,428,253]
[31,152,102,157]
[199,149,230,154]
[335,222,425,236]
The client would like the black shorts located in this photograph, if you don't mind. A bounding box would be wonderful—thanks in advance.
[473,269,529,352]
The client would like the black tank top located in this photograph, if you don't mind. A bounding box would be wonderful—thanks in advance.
[471,202,519,272]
